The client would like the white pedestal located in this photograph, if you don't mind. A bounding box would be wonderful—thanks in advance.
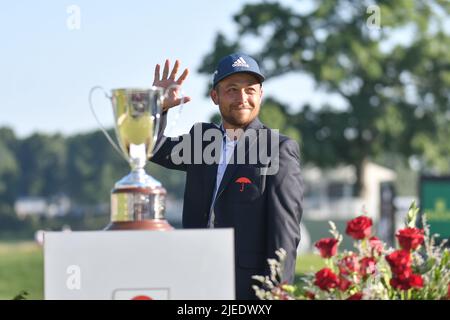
[44,229,235,300]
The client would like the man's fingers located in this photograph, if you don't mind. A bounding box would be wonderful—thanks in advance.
[153,64,161,85]
[176,68,189,84]
[162,59,170,79]
[154,59,187,88]
[169,60,180,80]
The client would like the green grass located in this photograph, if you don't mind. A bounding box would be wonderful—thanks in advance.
[0,242,43,300]
[293,253,326,295]
[0,241,324,300]
[296,253,325,275]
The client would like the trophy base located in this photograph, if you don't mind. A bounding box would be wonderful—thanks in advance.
[104,219,174,231]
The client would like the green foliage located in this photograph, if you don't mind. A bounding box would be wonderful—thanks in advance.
[258,98,301,143]
[200,0,450,194]
[406,200,420,228]
[259,99,287,131]
[12,290,29,300]
[0,127,186,236]
[0,128,19,205]
[0,142,19,203]
[0,242,43,300]
[255,204,450,300]
[66,129,123,203]
[18,133,67,197]
[197,33,241,95]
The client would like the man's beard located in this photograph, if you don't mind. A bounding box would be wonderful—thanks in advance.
[221,112,256,128]
[220,103,258,128]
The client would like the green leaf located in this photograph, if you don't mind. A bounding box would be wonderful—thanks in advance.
[12,290,29,300]
[405,200,420,228]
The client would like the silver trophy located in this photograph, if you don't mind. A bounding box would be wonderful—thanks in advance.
[89,86,182,230]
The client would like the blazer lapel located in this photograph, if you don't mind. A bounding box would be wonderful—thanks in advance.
[215,158,239,202]
[202,125,222,213]
[214,118,264,201]
[203,161,218,210]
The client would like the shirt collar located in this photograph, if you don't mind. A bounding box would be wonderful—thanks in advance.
[219,123,226,136]
[219,123,240,143]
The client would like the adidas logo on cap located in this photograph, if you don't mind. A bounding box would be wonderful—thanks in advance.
[232,57,250,68]
[212,53,265,87]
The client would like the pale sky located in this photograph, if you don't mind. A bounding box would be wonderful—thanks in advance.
[2,1,440,139]
[0,0,338,138]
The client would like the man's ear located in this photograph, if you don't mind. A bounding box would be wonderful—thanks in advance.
[210,89,219,105]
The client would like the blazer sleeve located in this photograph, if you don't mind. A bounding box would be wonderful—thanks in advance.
[265,138,303,284]
[150,111,189,172]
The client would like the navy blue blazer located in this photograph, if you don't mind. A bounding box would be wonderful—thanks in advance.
[151,113,303,299]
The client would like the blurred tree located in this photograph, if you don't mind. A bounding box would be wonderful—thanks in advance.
[147,162,186,199]
[0,128,19,205]
[258,98,301,144]
[66,129,127,203]
[17,133,67,197]
[199,0,450,195]
[0,127,187,236]
[66,129,186,203]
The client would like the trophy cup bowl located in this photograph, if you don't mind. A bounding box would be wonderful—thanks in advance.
[89,86,178,231]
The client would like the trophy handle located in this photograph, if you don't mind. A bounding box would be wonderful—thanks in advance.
[149,86,163,158]
[89,86,129,162]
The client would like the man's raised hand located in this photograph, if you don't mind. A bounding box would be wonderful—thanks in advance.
[153,59,191,112]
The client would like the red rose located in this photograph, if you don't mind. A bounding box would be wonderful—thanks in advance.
[346,216,373,240]
[359,257,377,277]
[369,236,383,255]
[390,275,411,290]
[385,250,411,274]
[347,292,363,300]
[408,274,424,289]
[315,238,339,258]
[338,276,352,292]
[395,267,413,280]
[338,254,360,275]
[314,268,340,292]
[305,291,315,300]
[390,273,423,291]
[396,228,424,251]
[447,283,450,299]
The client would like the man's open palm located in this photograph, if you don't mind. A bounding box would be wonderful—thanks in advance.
[153,59,191,111]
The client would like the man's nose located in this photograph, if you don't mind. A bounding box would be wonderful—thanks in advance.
[235,89,247,103]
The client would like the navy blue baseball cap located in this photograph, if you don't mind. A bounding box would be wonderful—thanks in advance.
[212,53,265,88]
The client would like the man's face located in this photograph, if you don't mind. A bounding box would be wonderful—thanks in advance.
[210,73,263,129]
